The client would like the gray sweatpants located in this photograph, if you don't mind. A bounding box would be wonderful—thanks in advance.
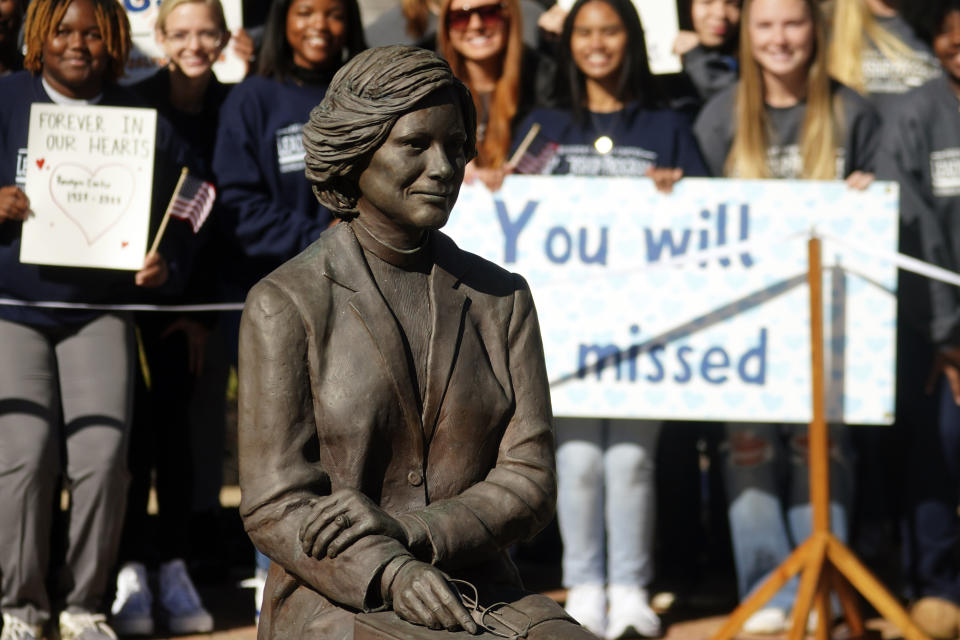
[0,313,134,626]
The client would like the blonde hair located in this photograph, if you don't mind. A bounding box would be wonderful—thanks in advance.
[826,0,913,94]
[438,0,524,168]
[24,0,131,82]
[726,0,840,179]
[156,0,226,34]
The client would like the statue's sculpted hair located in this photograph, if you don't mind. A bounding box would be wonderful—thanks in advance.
[303,45,478,219]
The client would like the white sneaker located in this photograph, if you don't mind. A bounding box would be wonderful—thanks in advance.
[158,559,214,634]
[110,562,154,636]
[742,607,787,634]
[59,611,118,640]
[240,566,267,627]
[605,585,661,639]
[1,613,41,640]
[565,584,607,637]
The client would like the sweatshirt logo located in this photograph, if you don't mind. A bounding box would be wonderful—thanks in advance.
[16,148,27,188]
[276,123,306,174]
[931,148,960,197]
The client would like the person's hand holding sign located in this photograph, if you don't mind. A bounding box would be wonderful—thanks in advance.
[0,186,30,222]
[135,251,169,288]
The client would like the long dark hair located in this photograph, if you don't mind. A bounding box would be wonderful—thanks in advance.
[560,0,661,119]
[256,0,367,81]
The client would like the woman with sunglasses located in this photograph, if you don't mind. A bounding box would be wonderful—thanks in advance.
[693,0,879,632]
[364,0,545,50]
[438,0,555,191]
[511,0,705,637]
[108,1,233,636]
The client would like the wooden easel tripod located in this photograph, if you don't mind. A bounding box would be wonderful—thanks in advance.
[710,237,931,640]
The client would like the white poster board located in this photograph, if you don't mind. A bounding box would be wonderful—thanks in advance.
[122,0,246,85]
[21,104,158,270]
[633,0,682,75]
[444,177,900,425]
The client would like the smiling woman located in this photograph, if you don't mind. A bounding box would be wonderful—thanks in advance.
[0,0,195,638]
[211,0,366,300]
[691,0,882,633]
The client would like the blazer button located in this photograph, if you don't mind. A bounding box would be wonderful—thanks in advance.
[407,470,423,486]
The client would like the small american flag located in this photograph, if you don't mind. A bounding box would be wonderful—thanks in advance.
[169,174,215,233]
[511,139,559,175]
[507,123,558,175]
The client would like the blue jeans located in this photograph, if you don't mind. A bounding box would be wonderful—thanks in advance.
[902,378,960,604]
[724,423,852,612]
[556,418,661,588]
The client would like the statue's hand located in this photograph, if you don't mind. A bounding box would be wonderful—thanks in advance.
[389,561,478,634]
[299,489,406,559]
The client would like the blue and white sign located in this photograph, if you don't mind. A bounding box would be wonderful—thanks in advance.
[444,177,899,425]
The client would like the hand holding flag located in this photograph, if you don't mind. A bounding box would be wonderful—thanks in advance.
[149,168,216,255]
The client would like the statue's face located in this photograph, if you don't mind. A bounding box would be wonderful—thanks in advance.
[356,92,468,244]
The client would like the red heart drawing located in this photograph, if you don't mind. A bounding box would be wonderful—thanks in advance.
[36,158,45,169]
[121,241,129,248]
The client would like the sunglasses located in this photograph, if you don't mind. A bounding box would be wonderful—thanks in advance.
[446,2,507,32]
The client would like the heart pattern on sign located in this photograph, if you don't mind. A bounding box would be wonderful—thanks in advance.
[49,163,135,245]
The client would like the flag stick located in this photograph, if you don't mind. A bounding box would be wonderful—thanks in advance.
[148,166,188,256]
[506,123,541,169]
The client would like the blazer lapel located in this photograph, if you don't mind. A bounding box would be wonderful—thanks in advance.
[323,225,425,443]
[421,252,469,443]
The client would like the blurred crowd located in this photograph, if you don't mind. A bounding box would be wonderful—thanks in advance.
[2,0,960,639]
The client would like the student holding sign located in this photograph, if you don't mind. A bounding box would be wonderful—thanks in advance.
[437,0,556,191]
[512,1,705,638]
[692,0,880,633]
[0,0,192,639]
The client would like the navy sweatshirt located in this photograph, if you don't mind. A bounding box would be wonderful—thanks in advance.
[693,82,881,178]
[879,75,960,346]
[0,72,193,327]
[512,102,708,177]
[134,68,231,180]
[211,73,333,293]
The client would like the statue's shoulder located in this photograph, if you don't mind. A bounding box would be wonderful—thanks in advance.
[433,230,527,301]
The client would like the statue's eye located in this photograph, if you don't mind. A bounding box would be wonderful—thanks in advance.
[401,136,430,152]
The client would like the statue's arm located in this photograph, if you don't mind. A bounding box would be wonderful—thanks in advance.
[237,278,412,610]
[398,275,557,568]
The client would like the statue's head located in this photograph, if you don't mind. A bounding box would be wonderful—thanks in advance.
[303,45,478,224]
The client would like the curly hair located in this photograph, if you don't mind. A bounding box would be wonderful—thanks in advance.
[902,0,960,46]
[23,0,131,83]
[302,45,478,219]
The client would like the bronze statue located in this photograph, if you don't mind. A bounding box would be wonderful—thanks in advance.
[237,45,594,639]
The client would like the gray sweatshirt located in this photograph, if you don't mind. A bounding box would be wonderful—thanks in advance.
[692,82,881,179]
[879,75,960,346]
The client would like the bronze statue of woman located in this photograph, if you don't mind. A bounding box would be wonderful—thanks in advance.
[237,45,595,639]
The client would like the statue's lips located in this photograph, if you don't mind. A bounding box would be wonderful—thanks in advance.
[410,190,452,200]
